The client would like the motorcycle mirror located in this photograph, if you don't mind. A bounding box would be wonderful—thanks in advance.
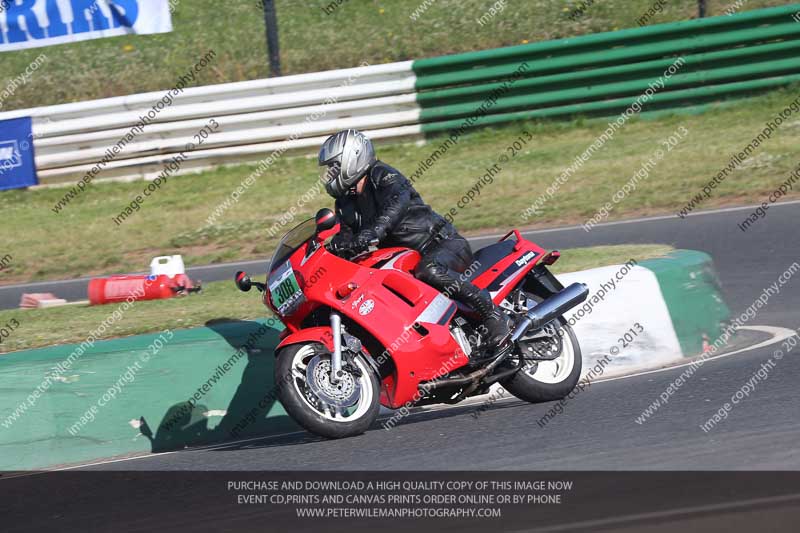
[315,208,337,233]
[235,271,252,292]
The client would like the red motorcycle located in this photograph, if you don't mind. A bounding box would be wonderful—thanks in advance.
[235,209,588,438]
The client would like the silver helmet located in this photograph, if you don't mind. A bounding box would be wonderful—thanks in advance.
[318,129,376,198]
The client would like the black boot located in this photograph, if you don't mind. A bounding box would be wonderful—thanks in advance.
[482,308,512,348]
[459,284,511,349]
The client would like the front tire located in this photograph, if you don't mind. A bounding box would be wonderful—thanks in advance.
[275,342,380,439]
[501,317,582,403]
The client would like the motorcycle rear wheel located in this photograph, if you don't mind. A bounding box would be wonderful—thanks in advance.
[501,316,582,403]
[275,342,380,439]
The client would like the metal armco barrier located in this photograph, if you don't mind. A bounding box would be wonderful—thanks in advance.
[412,4,800,133]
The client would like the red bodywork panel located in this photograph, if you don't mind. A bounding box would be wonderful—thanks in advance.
[276,326,334,352]
[268,230,546,408]
[472,235,546,303]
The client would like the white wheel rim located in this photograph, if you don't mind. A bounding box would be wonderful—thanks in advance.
[290,345,374,423]
[523,327,576,384]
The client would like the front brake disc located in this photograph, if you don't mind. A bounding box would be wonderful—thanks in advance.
[306,355,361,407]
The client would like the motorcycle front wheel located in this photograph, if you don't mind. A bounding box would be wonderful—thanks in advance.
[275,342,380,439]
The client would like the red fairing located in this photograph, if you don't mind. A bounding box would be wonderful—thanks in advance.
[276,242,466,408]
[351,247,421,273]
[471,238,547,304]
[276,326,334,352]
[267,227,549,408]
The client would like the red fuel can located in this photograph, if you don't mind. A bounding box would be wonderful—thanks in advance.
[88,275,177,306]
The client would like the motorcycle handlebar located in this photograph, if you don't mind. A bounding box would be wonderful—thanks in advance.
[326,239,378,259]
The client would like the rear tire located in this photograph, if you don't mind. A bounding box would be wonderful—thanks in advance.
[275,342,380,439]
[501,317,582,403]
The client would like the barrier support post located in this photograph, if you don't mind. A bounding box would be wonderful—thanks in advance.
[263,0,282,77]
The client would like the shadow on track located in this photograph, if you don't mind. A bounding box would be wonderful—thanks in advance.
[138,318,295,452]
[205,393,539,454]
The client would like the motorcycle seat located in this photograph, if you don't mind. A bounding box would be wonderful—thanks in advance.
[463,240,516,282]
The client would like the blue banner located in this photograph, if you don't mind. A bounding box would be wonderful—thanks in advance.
[0,117,38,190]
[0,1,172,53]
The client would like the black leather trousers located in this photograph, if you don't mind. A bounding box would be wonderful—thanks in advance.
[413,235,496,320]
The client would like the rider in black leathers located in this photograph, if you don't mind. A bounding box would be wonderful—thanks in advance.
[318,130,510,351]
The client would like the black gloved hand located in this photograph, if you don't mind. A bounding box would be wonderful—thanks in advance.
[352,229,379,251]
[327,230,378,258]
[327,237,362,258]
[326,237,351,256]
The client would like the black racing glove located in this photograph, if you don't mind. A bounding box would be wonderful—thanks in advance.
[328,230,378,258]
[352,229,379,251]
[328,240,358,258]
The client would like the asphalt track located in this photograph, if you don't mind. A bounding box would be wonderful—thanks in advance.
[65,200,797,471]
[2,199,799,312]
[3,202,799,532]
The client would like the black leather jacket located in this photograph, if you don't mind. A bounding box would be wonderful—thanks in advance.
[333,161,455,251]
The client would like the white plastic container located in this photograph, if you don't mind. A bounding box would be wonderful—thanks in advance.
[150,255,186,278]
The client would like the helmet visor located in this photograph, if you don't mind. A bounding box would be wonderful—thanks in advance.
[319,161,341,186]
[318,134,347,165]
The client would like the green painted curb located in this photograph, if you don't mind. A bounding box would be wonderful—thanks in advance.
[640,251,731,357]
[0,319,297,470]
[0,250,732,469]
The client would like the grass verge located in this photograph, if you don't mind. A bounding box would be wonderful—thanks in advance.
[0,0,786,110]
[0,88,797,283]
[0,244,671,353]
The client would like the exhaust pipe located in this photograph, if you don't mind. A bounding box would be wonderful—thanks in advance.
[419,283,589,394]
[510,282,589,342]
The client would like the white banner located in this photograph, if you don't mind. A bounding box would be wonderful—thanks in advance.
[0,0,172,52]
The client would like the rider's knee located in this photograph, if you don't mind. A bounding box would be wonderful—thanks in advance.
[415,261,447,285]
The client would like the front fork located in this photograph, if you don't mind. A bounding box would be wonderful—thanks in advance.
[330,312,343,383]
